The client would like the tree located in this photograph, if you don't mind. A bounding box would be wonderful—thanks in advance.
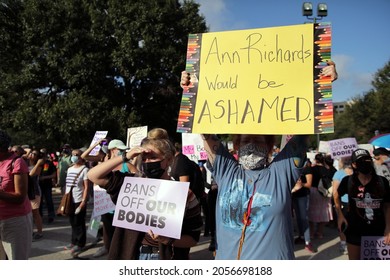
[333,60,390,143]
[0,0,207,150]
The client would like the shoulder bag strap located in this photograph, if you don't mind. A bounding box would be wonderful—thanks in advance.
[69,166,86,193]
[72,166,86,185]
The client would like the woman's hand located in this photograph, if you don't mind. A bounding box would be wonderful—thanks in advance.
[321,60,338,81]
[148,229,172,245]
[124,147,149,162]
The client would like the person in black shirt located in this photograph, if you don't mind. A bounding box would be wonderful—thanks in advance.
[334,148,390,259]
[292,159,316,252]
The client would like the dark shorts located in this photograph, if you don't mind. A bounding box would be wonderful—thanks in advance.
[345,223,385,246]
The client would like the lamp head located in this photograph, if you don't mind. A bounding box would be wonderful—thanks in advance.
[317,3,328,17]
[302,2,313,17]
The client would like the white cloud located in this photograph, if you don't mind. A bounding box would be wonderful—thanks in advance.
[194,0,228,31]
[331,54,373,101]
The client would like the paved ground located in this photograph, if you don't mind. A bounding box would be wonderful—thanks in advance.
[29,189,348,260]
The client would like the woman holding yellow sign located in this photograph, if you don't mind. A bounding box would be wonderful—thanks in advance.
[180,61,337,260]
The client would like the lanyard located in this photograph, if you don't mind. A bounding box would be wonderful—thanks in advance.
[237,182,257,260]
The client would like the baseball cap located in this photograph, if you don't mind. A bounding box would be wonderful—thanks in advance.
[373,147,390,157]
[351,149,371,163]
[108,139,128,150]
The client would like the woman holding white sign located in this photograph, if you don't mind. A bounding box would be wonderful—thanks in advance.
[87,132,202,259]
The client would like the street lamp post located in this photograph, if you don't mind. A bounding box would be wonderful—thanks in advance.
[302,2,328,149]
[302,2,328,23]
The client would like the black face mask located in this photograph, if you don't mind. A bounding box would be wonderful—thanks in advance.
[356,161,373,175]
[142,161,165,179]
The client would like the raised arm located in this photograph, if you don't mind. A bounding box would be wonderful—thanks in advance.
[81,138,106,162]
[87,147,143,187]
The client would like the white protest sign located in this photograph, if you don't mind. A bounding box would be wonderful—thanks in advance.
[328,137,358,159]
[127,126,147,149]
[358,144,374,155]
[88,131,108,156]
[113,177,189,239]
[306,152,317,163]
[318,140,330,154]
[93,185,116,217]
[181,133,207,162]
[87,212,101,237]
[361,236,390,260]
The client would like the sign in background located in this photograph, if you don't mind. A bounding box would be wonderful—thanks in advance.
[93,185,116,217]
[177,22,333,135]
[328,137,358,159]
[113,177,189,239]
[361,236,390,260]
[318,140,330,154]
[181,133,207,162]
[127,126,148,149]
[88,131,108,156]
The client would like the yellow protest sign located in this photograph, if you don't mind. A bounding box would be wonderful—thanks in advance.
[177,23,333,135]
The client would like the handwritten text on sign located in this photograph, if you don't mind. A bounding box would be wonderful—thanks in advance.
[177,23,333,135]
[182,133,207,162]
[113,177,189,239]
[93,185,116,217]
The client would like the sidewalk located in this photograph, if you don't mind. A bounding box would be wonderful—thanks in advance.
[29,190,347,260]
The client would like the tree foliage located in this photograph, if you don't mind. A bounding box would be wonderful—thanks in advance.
[333,60,390,143]
[0,0,207,150]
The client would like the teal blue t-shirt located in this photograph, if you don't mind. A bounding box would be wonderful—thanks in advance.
[210,136,307,260]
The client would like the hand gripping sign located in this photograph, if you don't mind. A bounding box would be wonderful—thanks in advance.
[113,176,189,239]
[177,22,334,135]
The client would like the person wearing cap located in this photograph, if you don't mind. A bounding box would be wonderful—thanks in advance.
[38,148,57,224]
[334,148,390,260]
[57,144,72,195]
[373,147,390,183]
[0,130,32,260]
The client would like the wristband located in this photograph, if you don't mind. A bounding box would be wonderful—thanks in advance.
[122,152,129,163]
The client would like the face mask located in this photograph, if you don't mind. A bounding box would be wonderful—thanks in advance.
[117,150,123,156]
[71,155,79,164]
[142,160,165,179]
[238,143,268,170]
[356,161,373,175]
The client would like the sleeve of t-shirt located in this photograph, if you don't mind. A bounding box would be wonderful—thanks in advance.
[175,156,192,177]
[337,176,349,197]
[380,176,390,203]
[12,158,29,174]
[81,167,89,181]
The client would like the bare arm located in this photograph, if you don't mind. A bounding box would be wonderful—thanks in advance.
[384,203,390,244]
[88,147,144,187]
[333,179,347,231]
[81,139,106,162]
[302,173,312,188]
[29,159,44,176]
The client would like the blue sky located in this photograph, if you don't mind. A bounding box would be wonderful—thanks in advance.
[193,0,390,102]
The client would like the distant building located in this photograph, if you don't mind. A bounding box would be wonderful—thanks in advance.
[333,100,354,114]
